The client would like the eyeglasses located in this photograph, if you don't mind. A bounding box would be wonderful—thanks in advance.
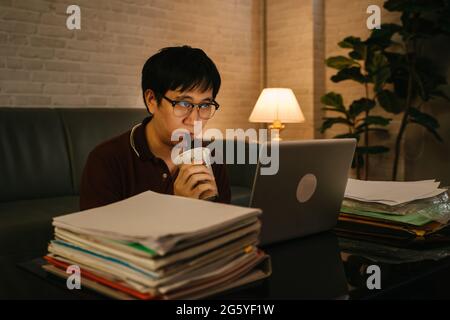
[162,96,220,119]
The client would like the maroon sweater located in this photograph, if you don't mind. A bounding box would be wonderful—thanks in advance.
[79,116,231,210]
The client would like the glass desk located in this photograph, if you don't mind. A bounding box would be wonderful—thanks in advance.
[3,232,450,299]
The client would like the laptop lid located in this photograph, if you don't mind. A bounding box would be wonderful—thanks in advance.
[250,139,356,246]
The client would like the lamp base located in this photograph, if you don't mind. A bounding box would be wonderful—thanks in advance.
[268,120,285,141]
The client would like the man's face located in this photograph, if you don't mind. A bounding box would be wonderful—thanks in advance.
[146,87,214,146]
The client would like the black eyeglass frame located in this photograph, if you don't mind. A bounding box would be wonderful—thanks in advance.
[162,96,220,119]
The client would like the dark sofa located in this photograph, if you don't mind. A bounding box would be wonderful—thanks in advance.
[0,107,255,256]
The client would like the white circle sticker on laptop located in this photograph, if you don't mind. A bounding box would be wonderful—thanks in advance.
[296,173,317,203]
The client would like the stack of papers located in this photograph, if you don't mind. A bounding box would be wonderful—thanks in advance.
[337,178,450,247]
[342,178,448,225]
[344,179,446,206]
[42,191,271,300]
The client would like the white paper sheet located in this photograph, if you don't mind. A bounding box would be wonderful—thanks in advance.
[344,178,446,206]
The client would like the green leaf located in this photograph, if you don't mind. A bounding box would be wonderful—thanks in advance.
[391,71,410,100]
[414,57,448,101]
[356,145,390,154]
[367,51,388,72]
[408,107,440,129]
[331,67,367,84]
[322,107,349,116]
[383,0,409,12]
[338,36,362,49]
[355,128,390,135]
[385,51,406,66]
[377,89,405,114]
[356,116,391,129]
[349,50,363,60]
[410,119,443,142]
[349,42,367,61]
[408,106,443,142]
[334,133,360,140]
[321,92,345,109]
[367,23,402,48]
[320,117,352,133]
[326,56,358,70]
[349,98,376,117]
[373,66,391,92]
[384,52,408,91]
[366,52,391,92]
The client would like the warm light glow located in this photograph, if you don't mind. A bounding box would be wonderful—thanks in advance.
[249,88,305,123]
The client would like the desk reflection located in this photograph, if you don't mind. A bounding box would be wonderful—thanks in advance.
[218,232,348,299]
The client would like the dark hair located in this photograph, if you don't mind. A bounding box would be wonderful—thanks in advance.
[141,45,221,112]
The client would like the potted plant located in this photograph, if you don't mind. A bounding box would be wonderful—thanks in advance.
[321,35,392,180]
[379,0,450,180]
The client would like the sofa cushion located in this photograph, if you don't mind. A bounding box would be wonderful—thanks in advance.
[59,108,148,193]
[0,108,73,202]
[0,196,79,256]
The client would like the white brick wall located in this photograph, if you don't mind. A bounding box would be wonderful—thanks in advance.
[265,0,316,140]
[0,0,263,133]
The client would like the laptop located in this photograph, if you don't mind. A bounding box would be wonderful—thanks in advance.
[249,139,356,246]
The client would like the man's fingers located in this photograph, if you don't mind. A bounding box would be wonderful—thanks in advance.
[199,189,218,200]
[174,164,217,200]
[186,173,214,190]
[177,164,189,183]
[193,182,216,199]
[177,164,191,182]
[179,164,212,182]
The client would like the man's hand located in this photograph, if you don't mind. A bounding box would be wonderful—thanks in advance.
[173,164,218,200]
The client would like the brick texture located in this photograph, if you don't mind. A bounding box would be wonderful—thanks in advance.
[0,0,262,133]
[265,0,317,140]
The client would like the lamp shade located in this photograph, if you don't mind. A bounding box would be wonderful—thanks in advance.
[249,88,305,123]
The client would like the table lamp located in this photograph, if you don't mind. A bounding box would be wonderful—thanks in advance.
[249,88,305,140]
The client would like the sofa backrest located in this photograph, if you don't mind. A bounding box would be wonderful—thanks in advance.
[0,107,147,202]
[0,108,73,202]
[59,108,147,193]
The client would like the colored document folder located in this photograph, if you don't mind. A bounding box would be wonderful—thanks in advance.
[43,249,271,300]
[341,206,433,226]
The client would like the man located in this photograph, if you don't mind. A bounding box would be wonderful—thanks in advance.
[80,46,231,210]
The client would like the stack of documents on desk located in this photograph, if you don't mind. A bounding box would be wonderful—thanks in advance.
[343,179,446,206]
[42,191,271,300]
[336,179,450,247]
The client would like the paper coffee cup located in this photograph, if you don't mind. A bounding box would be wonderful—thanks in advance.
[173,147,217,201]
[173,147,212,168]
